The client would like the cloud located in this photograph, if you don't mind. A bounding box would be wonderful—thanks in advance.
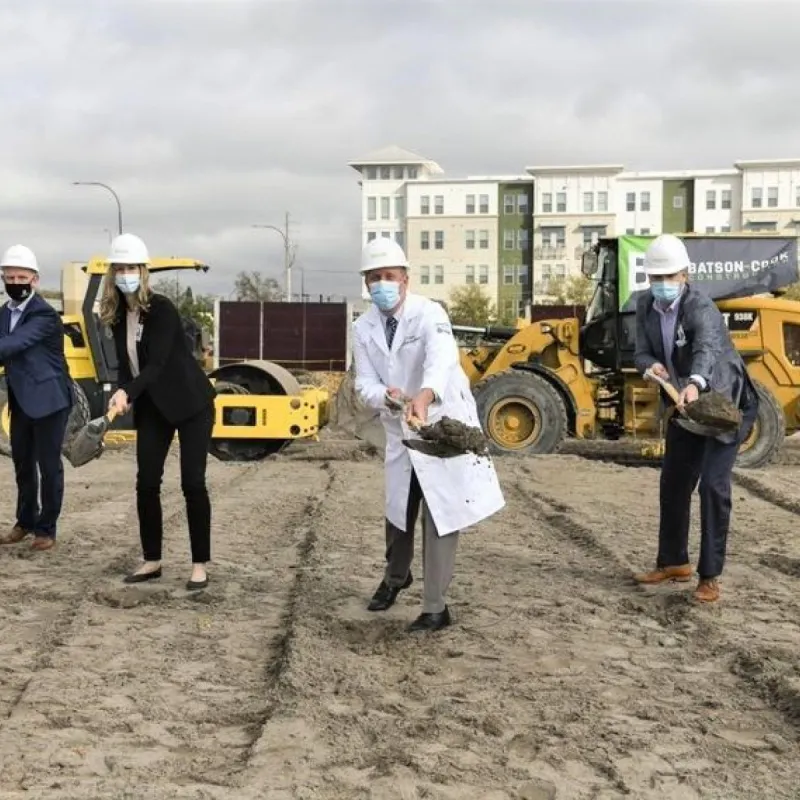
[1,0,799,299]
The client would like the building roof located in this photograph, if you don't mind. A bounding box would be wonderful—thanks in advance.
[618,168,741,180]
[525,164,625,176]
[734,158,800,170]
[348,144,442,169]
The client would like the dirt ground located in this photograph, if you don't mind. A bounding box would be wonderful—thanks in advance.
[0,435,798,800]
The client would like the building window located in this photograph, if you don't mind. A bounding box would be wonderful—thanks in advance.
[420,195,430,214]
[640,192,651,212]
[465,265,475,284]
[466,194,475,214]
[796,186,800,207]
[640,228,650,235]
[392,166,404,180]
[366,232,376,242]
[598,192,608,212]
[420,266,430,285]
[434,195,444,214]
[583,192,594,213]
[503,264,515,285]
[721,189,732,209]
[542,193,553,213]
[768,187,778,208]
[556,192,566,213]
[395,197,405,219]
[381,231,391,238]
[517,194,529,214]
[395,231,405,249]
[380,197,390,219]
[479,194,489,213]
[434,231,444,249]
[706,190,716,210]
[367,197,376,220]
[434,265,444,284]
[517,265,528,285]
[706,226,715,233]
[380,167,391,180]
[752,187,763,208]
[366,167,377,180]
[673,196,684,209]
[479,265,489,284]
[626,193,636,212]
[465,230,476,249]
[504,194,516,214]
[541,227,566,249]
[479,230,489,249]
[517,229,529,250]
[582,228,603,248]
[503,230,515,250]
[721,225,731,233]
[408,167,418,179]
[554,263,566,278]
[625,228,635,235]
[420,231,429,250]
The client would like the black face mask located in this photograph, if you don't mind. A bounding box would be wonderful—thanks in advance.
[4,282,33,302]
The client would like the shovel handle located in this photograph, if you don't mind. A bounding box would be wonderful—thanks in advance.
[648,371,683,408]
[406,414,424,432]
[106,406,120,423]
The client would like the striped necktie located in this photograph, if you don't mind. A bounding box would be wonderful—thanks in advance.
[386,316,398,349]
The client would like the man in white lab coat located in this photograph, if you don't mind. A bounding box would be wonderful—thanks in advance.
[352,239,506,632]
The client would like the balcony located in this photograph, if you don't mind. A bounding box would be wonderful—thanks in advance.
[534,246,567,260]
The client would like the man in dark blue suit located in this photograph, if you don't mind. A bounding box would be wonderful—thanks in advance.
[0,245,73,551]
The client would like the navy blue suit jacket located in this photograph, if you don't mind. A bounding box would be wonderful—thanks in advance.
[0,293,72,419]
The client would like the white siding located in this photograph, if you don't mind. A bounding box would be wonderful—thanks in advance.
[615,178,663,235]
[405,181,498,218]
[740,167,800,211]
[534,174,616,216]
[693,176,741,233]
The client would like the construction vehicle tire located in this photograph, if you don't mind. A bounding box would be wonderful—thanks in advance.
[473,369,568,456]
[735,380,785,469]
[0,377,90,459]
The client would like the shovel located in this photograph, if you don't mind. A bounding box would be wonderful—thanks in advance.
[402,414,489,459]
[63,407,120,468]
[648,372,742,437]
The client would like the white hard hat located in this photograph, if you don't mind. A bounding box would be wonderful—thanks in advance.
[108,233,150,265]
[643,234,690,276]
[360,238,409,273]
[0,244,39,273]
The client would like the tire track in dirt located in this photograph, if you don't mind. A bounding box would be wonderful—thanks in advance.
[0,457,335,799]
[517,458,800,739]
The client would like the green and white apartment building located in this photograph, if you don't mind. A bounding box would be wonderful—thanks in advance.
[349,146,800,318]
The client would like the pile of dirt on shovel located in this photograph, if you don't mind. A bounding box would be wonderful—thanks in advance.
[417,416,490,456]
[688,391,742,429]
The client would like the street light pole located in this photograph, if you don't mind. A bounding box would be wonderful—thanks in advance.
[252,211,292,300]
[73,181,123,235]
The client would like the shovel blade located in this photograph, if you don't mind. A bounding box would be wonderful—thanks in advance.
[674,417,730,438]
[63,415,112,468]
[401,438,466,459]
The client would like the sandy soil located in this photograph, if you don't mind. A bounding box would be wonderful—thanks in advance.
[0,437,797,799]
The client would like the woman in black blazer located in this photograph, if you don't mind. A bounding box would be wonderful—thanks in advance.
[99,233,217,590]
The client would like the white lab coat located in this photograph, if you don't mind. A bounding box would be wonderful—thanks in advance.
[352,292,506,536]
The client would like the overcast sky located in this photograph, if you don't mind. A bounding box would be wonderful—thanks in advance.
[2,0,798,301]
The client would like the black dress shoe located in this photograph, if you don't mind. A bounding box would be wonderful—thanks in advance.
[186,577,209,591]
[367,572,413,611]
[123,567,162,584]
[408,606,451,632]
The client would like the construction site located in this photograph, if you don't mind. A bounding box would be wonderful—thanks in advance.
[0,234,799,800]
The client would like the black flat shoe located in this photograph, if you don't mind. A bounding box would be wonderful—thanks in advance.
[123,567,162,584]
[367,572,413,611]
[408,606,451,633]
[186,577,208,591]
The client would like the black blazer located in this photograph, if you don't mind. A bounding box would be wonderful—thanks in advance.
[110,292,216,425]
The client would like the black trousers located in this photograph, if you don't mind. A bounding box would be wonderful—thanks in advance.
[135,393,215,563]
[658,405,757,579]
[9,394,69,538]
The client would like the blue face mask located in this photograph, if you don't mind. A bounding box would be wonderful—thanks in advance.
[651,281,682,304]
[115,274,140,295]
[369,280,401,311]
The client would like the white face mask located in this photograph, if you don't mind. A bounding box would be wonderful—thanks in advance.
[115,274,140,295]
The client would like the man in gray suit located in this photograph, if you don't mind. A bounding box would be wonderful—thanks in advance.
[632,234,759,603]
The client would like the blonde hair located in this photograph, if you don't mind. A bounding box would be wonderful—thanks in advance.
[98,264,152,326]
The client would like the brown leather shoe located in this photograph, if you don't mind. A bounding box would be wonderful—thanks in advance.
[31,536,55,551]
[693,578,720,603]
[633,564,694,584]
[0,525,31,545]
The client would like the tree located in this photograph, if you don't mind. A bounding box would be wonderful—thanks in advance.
[152,277,214,333]
[233,270,282,302]
[544,274,594,306]
[447,284,497,326]
[782,281,800,301]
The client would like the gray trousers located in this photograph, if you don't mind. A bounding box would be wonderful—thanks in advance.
[384,471,459,614]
